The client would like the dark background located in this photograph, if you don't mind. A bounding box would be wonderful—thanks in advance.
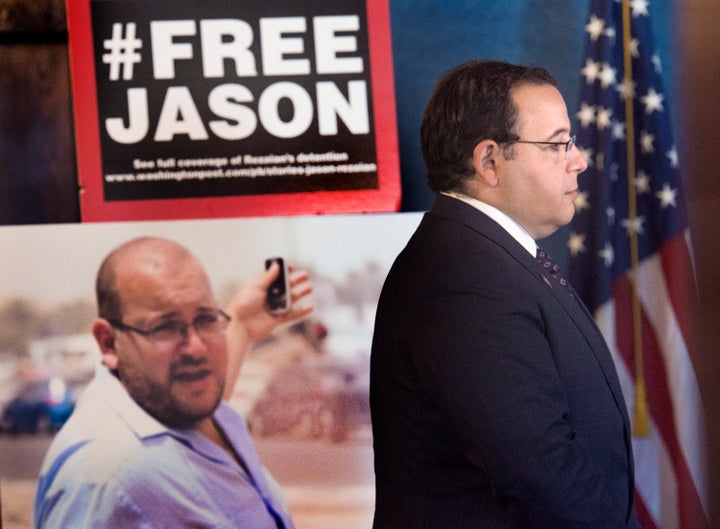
[90,0,378,200]
[2,0,720,523]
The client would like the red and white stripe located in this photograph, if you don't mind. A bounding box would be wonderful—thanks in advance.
[595,229,707,529]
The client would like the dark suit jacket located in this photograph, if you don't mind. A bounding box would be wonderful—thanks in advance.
[370,194,640,529]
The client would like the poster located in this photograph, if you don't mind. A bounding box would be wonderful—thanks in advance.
[66,0,400,221]
[0,212,423,529]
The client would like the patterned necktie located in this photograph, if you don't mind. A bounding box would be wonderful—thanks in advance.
[536,248,573,295]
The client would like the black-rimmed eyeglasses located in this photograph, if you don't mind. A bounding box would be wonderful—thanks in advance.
[506,135,576,159]
[109,309,231,345]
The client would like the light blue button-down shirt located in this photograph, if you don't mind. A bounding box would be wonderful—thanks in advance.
[34,366,294,529]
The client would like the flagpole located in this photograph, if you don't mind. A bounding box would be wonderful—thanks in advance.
[621,0,650,437]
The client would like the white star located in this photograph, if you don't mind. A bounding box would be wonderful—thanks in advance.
[641,87,665,114]
[629,38,640,58]
[621,215,646,236]
[612,121,626,141]
[581,59,601,84]
[596,107,613,130]
[586,15,606,41]
[598,242,614,267]
[616,77,636,99]
[606,206,616,225]
[596,152,605,171]
[598,63,618,88]
[604,26,617,44]
[568,232,587,257]
[576,102,596,127]
[610,163,620,182]
[666,146,679,168]
[630,0,650,17]
[635,170,651,193]
[574,191,590,212]
[640,130,655,154]
[652,54,663,74]
[656,183,678,208]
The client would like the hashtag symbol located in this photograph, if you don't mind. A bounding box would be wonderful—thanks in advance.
[102,22,143,81]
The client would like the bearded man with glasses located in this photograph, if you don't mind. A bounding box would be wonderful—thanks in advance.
[35,236,313,529]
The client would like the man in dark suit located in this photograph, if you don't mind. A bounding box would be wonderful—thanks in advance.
[370,60,640,528]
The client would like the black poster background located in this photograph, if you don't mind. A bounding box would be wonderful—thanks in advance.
[90,0,377,201]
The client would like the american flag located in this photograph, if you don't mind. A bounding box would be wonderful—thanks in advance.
[567,1,708,528]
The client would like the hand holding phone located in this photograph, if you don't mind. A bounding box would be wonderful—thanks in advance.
[265,257,291,316]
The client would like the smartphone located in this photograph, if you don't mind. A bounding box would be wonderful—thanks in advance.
[265,257,291,316]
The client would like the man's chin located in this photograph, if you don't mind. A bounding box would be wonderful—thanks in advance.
[124,375,223,429]
[157,404,217,429]
[172,395,222,425]
[144,392,222,429]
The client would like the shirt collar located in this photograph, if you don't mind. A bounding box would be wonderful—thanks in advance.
[441,191,538,256]
[94,365,241,463]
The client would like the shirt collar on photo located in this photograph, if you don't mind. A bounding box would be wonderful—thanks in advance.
[95,365,254,466]
[441,191,537,256]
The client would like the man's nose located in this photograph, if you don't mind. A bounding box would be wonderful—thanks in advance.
[569,144,588,174]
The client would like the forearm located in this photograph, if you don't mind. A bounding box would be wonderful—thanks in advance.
[222,264,313,400]
[223,321,252,400]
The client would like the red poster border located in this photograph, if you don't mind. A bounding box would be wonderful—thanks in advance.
[66,0,400,222]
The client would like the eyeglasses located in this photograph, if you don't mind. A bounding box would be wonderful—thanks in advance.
[506,135,576,159]
[109,309,231,345]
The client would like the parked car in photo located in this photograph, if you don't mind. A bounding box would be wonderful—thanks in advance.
[1,376,77,434]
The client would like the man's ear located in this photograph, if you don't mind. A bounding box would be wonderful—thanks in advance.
[92,319,119,370]
[472,140,501,187]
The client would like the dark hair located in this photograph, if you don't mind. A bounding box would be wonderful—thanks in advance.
[420,60,557,193]
[96,247,123,322]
